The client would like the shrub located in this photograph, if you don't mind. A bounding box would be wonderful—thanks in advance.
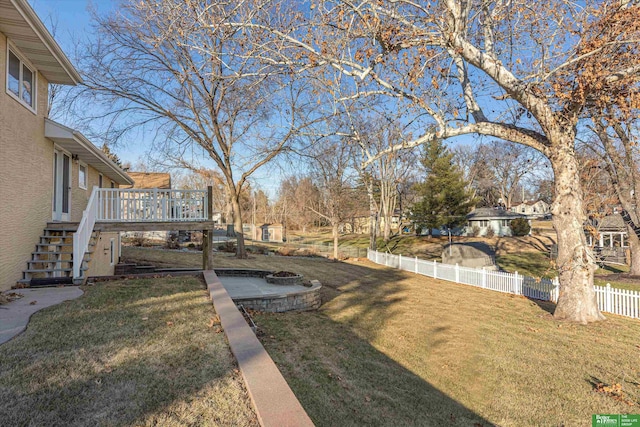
[165,233,180,249]
[277,246,296,256]
[130,232,147,247]
[510,218,531,236]
[470,225,481,237]
[218,241,236,253]
[485,226,495,238]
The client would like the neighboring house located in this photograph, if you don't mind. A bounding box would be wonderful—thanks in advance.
[340,215,370,234]
[121,172,172,190]
[0,0,134,291]
[246,224,284,243]
[463,208,529,237]
[341,210,405,235]
[510,200,551,219]
[585,214,628,248]
[585,214,629,265]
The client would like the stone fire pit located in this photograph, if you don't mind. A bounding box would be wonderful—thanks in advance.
[265,271,304,286]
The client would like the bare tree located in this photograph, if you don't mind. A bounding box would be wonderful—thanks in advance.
[76,0,319,258]
[361,123,417,243]
[307,139,365,259]
[246,0,640,322]
[483,142,547,209]
[587,117,640,274]
[173,169,232,222]
[276,176,321,233]
[452,144,499,207]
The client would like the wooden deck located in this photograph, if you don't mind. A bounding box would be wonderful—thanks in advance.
[95,221,220,232]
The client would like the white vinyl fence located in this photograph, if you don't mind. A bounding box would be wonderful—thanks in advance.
[368,249,639,320]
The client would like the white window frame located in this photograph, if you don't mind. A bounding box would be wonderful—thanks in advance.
[6,41,37,113]
[78,162,88,190]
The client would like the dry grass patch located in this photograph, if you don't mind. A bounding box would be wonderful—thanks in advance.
[0,276,257,427]
[122,248,640,426]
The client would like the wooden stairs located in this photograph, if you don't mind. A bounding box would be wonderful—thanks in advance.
[17,223,97,287]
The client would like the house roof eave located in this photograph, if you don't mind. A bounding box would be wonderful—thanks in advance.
[0,0,81,85]
[45,119,133,185]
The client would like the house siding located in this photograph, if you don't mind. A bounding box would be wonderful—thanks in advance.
[0,32,54,291]
[86,232,119,277]
[70,164,111,222]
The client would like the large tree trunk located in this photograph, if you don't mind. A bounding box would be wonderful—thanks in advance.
[332,221,339,260]
[367,178,378,251]
[550,146,605,323]
[626,229,640,275]
[231,194,248,259]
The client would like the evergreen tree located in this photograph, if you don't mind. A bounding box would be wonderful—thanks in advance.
[411,140,476,235]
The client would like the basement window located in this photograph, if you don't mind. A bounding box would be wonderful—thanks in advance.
[7,47,36,111]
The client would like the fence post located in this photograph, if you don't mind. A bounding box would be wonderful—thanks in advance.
[514,271,519,295]
[552,277,559,302]
[605,283,612,313]
[415,256,418,274]
[455,263,460,283]
[433,260,437,279]
[482,267,487,289]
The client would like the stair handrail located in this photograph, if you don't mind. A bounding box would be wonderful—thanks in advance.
[73,186,100,280]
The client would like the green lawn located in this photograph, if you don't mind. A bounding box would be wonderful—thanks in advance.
[0,276,257,427]
[124,248,640,426]
[496,252,557,278]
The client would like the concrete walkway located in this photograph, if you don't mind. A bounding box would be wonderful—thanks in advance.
[0,287,83,345]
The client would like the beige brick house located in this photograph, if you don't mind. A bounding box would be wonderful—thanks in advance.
[0,0,133,291]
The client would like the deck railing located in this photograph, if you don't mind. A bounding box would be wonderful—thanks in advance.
[73,187,209,280]
[96,188,208,222]
[73,186,100,279]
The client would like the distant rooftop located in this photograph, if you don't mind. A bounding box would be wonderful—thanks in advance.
[122,172,172,189]
[467,207,527,220]
[598,214,626,231]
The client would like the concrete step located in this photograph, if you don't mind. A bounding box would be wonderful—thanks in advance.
[25,268,73,274]
[28,277,75,287]
[46,222,79,230]
[36,242,73,248]
[43,229,75,237]
[31,251,74,256]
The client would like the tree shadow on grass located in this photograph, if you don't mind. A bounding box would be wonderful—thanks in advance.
[246,258,495,426]
[525,297,556,315]
[255,309,493,426]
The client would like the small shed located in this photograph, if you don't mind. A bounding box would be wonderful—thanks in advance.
[463,208,529,237]
[251,223,284,243]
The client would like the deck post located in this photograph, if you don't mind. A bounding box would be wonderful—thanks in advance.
[203,186,214,270]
